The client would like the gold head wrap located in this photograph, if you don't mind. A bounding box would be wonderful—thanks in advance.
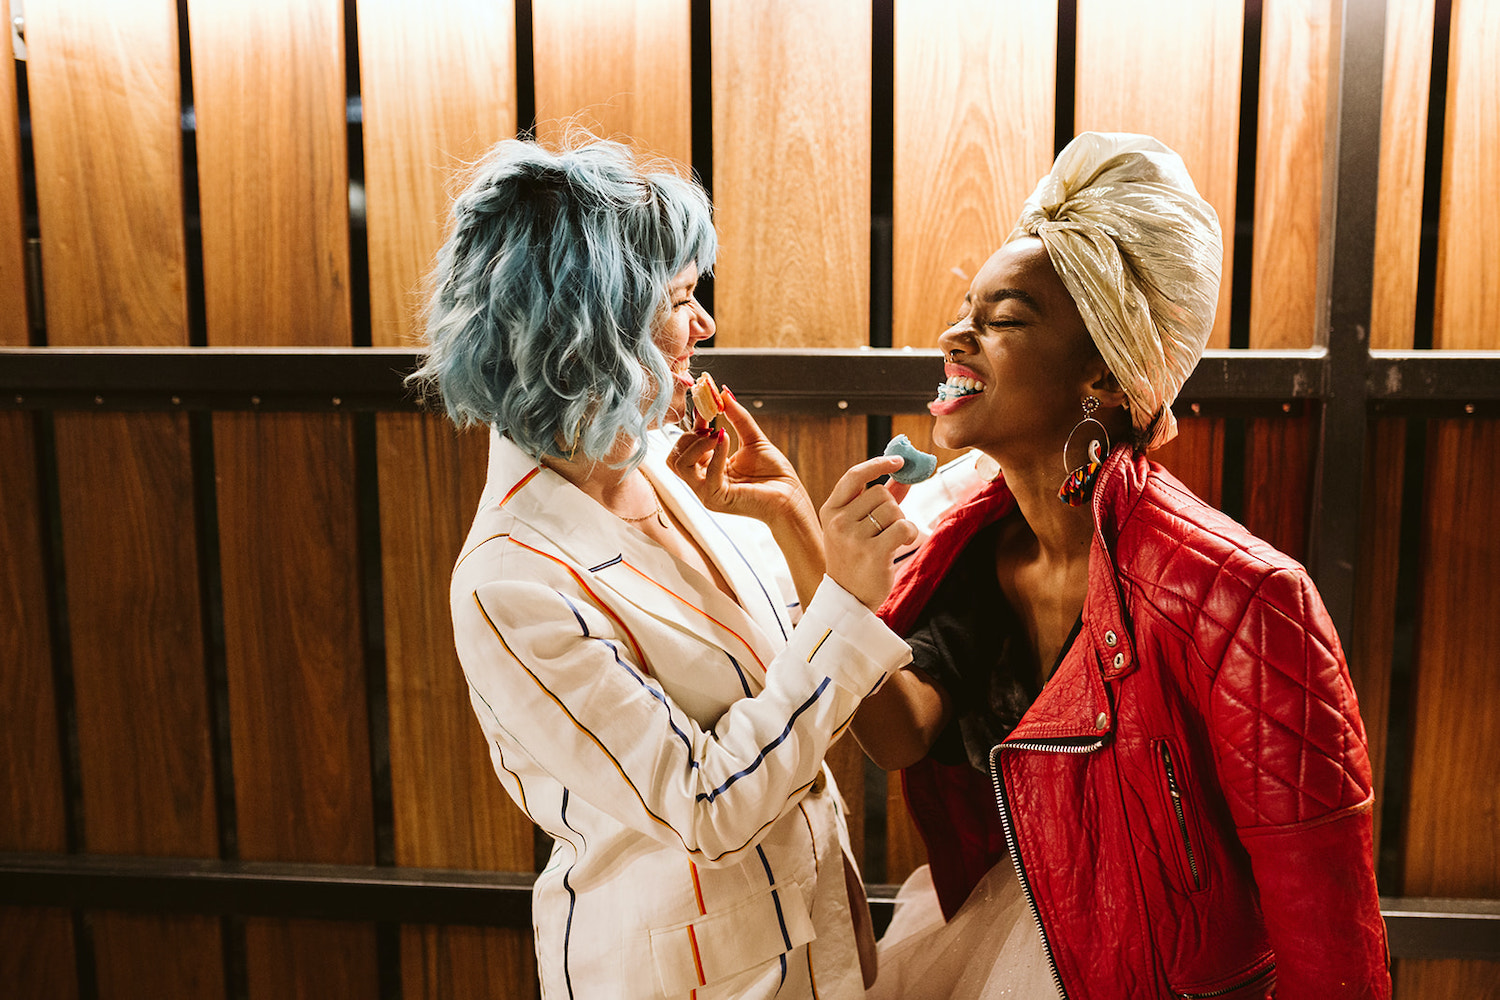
[1012,132,1222,450]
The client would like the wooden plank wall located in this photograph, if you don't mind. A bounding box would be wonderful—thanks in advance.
[0,2,78,995]
[1399,0,1500,994]
[356,2,532,996]
[2,1,1498,997]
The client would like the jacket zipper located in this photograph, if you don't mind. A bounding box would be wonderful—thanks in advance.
[1175,961,1275,998]
[989,736,1105,1000]
[1158,741,1202,891]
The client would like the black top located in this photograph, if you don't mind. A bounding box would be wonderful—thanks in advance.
[906,518,1083,774]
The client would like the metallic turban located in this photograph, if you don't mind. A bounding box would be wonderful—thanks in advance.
[1012,132,1222,450]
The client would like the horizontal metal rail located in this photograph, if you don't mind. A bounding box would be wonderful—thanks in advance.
[2,853,1495,960]
[3,345,1498,415]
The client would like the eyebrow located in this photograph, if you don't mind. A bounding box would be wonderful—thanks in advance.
[978,287,1043,311]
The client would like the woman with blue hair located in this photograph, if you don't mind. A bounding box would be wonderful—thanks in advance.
[414,137,916,999]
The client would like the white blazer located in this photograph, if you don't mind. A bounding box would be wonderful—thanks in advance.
[451,430,912,999]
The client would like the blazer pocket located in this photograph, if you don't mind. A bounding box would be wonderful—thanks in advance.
[649,881,816,996]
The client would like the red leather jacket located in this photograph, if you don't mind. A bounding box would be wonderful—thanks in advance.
[881,448,1390,999]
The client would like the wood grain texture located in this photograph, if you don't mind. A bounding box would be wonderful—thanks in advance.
[1432,0,1500,351]
[90,914,227,1000]
[1398,13,1500,987]
[532,0,691,163]
[1402,421,1500,899]
[213,413,376,991]
[1394,958,1500,1000]
[214,414,371,862]
[375,419,528,866]
[0,417,69,1000]
[1074,0,1242,350]
[0,908,78,1000]
[1241,415,1312,563]
[1350,420,1403,856]
[25,8,223,997]
[400,925,537,1000]
[0,0,26,342]
[53,414,216,856]
[1248,0,1330,350]
[188,0,351,347]
[25,0,188,346]
[0,415,65,853]
[711,0,871,348]
[357,0,516,349]
[891,0,1056,351]
[1369,0,1434,351]
[245,920,379,1000]
[1149,417,1224,511]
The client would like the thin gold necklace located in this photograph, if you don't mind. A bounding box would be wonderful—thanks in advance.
[618,491,671,529]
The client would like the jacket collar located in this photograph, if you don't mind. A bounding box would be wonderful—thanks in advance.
[483,430,785,679]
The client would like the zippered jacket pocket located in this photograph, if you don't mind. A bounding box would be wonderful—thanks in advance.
[1154,738,1207,893]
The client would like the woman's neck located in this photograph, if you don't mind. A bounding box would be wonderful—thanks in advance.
[986,446,1096,567]
[540,450,657,520]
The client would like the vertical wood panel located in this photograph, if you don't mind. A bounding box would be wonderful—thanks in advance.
[890,0,1055,350]
[712,0,871,348]
[1404,423,1500,897]
[358,0,515,350]
[0,0,26,341]
[1242,2,1326,614]
[532,0,692,163]
[1432,0,1500,351]
[888,0,1057,503]
[1402,3,1500,992]
[189,0,351,348]
[26,4,221,998]
[0,413,76,997]
[1248,0,1330,352]
[356,2,532,993]
[189,0,373,992]
[1241,414,1313,562]
[1074,0,1242,351]
[1369,0,1434,352]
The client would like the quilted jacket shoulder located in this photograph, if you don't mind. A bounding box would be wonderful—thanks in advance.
[1098,452,1373,829]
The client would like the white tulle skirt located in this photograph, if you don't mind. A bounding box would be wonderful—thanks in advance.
[866,862,1062,1000]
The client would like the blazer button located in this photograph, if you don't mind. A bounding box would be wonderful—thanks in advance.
[1112,652,1125,669]
[1104,630,1118,647]
[810,769,827,793]
[1094,712,1109,730]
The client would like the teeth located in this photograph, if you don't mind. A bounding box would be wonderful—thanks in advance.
[936,375,986,401]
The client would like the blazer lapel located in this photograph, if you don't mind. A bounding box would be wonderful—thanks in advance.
[489,434,781,691]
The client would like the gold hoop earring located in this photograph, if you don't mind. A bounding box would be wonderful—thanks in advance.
[1058,397,1109,507]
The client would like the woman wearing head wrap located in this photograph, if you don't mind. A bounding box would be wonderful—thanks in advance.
[853,133,1390,999]
[417,136,918,999]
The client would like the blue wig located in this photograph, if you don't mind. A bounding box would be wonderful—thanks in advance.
[411,138,716,468]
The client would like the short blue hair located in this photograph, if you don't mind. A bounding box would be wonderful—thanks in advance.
[412,137,716,468]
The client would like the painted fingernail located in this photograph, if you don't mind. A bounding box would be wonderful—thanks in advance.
[723,387,736,403]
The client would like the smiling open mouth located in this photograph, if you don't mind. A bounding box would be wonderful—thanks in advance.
[934,375,986,402]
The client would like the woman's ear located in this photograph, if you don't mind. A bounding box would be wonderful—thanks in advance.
[1083,361,1130,411]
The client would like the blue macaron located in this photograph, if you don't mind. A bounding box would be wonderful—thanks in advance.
[883,434,938,485]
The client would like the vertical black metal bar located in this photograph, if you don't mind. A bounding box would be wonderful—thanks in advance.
[690,0,714,321]
[1308,0,1386,645]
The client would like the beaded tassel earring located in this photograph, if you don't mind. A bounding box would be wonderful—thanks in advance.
[1058,396,1110,507]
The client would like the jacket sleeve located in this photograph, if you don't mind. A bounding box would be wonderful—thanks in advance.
[1207,568,1391,999]
[456,571,910,867]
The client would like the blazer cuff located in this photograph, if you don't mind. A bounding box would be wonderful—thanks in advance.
[793,576,913,695]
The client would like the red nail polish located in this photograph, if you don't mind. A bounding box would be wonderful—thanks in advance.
[723,386,735,404]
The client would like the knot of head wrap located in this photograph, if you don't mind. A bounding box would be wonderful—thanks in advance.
[1012,132,1222,450]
